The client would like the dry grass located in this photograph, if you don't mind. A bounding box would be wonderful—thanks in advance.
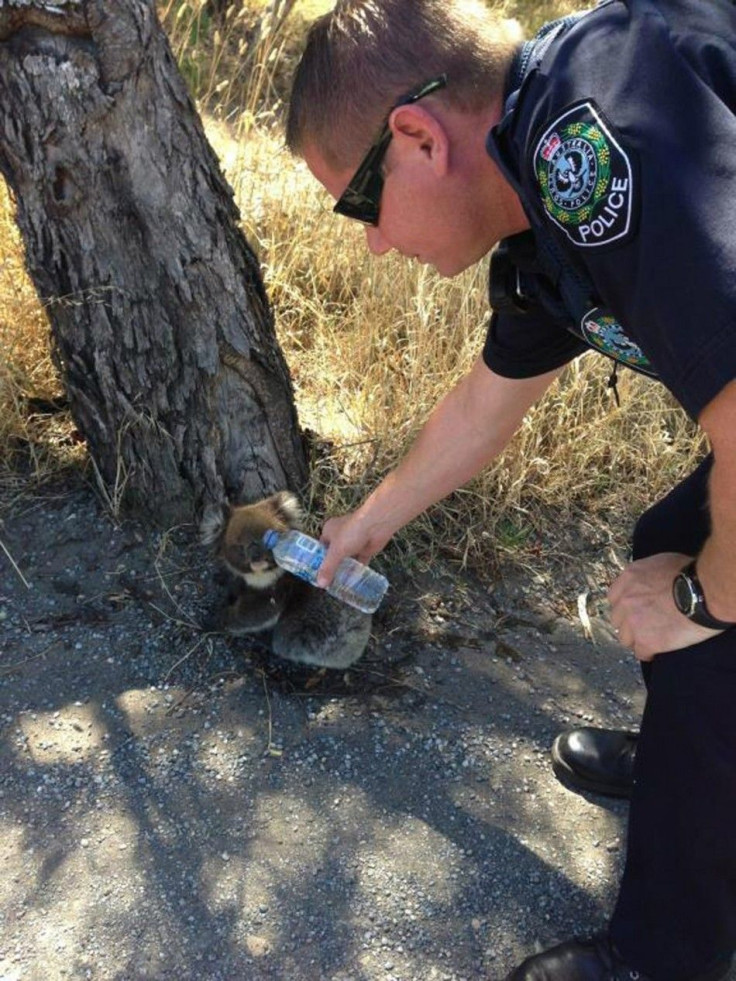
[158,0,318,131]
[0,0,707,574]
[0,183,86,507]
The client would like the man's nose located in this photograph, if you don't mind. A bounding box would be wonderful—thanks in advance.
[365,225,391,255]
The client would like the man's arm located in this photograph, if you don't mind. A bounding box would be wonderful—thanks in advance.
[609,377,736,659]
[316,356,562,585]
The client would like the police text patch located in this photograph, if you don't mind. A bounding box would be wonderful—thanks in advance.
[533,101,634,248]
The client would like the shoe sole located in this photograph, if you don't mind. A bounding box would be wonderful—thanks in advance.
[550,735,633,800]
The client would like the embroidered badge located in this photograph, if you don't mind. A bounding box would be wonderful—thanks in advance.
[579,308,657,377]
[534,101,634,248]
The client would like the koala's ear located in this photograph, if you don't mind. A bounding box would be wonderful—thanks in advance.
[200,502,229,546]
[271,490,302,526]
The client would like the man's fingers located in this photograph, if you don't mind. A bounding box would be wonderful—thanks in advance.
[315,512,385,588]
[316,546,341,588]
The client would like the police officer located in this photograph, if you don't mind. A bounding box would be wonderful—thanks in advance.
[286,0,736,977]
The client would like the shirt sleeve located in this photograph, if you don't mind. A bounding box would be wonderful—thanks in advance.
[534,0,736,420]
[483,305,587,379]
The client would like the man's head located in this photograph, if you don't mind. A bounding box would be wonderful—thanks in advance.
[286,0,522,169]
[287,0,528,276]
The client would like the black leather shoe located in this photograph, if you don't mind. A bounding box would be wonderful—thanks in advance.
[505,934,650,980]
[505,933,733,981]
[551,727,637,799]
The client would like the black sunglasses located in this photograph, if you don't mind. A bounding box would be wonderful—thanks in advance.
[333,75,448,226]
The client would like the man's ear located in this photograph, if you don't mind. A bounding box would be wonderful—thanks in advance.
[388,104,450,175]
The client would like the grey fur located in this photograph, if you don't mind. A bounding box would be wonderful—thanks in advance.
[272,589,372,669]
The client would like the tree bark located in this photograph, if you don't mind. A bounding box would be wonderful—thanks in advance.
[0,0,308,525]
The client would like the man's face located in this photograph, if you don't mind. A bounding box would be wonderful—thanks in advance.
[332,76,449,226]
[303,122,515,278]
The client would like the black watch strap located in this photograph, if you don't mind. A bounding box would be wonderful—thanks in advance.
[672,560,736,631]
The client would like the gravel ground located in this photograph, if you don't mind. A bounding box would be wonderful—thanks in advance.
[1,477,727,981]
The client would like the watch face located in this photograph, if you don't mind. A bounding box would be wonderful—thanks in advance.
[673,573,696,617]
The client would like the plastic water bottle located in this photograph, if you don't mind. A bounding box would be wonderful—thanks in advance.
[262,529,388,614]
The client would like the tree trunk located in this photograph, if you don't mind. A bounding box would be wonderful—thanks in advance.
[0,0,308,525]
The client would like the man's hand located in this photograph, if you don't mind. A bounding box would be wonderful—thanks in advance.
[608,552,722,661]
[316,512,390,587]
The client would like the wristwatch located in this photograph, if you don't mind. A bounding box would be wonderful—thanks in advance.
[672,560,736,630]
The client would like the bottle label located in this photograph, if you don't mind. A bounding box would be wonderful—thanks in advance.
[289,533,326,575]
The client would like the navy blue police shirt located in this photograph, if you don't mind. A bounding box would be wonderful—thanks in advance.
[483,0,736,420]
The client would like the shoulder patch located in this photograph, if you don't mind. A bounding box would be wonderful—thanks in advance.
[579,307,657,378]
[533,101,634,248]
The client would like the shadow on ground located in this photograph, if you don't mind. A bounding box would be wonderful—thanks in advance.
[0,478,661,981]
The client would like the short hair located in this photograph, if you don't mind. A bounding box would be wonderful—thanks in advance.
[286,0,523,168]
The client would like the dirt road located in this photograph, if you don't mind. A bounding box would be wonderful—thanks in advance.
[1,479,686,981]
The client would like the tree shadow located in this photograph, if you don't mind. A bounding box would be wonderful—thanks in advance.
[0,482,646,980]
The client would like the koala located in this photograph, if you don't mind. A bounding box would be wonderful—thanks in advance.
[201,491,371,669]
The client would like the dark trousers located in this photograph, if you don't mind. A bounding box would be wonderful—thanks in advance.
[609,455,736,980]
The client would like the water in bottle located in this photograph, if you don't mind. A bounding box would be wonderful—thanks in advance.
[262,529,388,614]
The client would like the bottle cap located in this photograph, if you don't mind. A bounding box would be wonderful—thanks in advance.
[262,529,280,549]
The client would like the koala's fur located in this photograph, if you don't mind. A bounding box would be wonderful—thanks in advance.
[202,492,371,669]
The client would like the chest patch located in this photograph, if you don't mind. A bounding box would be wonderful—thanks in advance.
[578,307,657,377]
[533,101,634,248]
